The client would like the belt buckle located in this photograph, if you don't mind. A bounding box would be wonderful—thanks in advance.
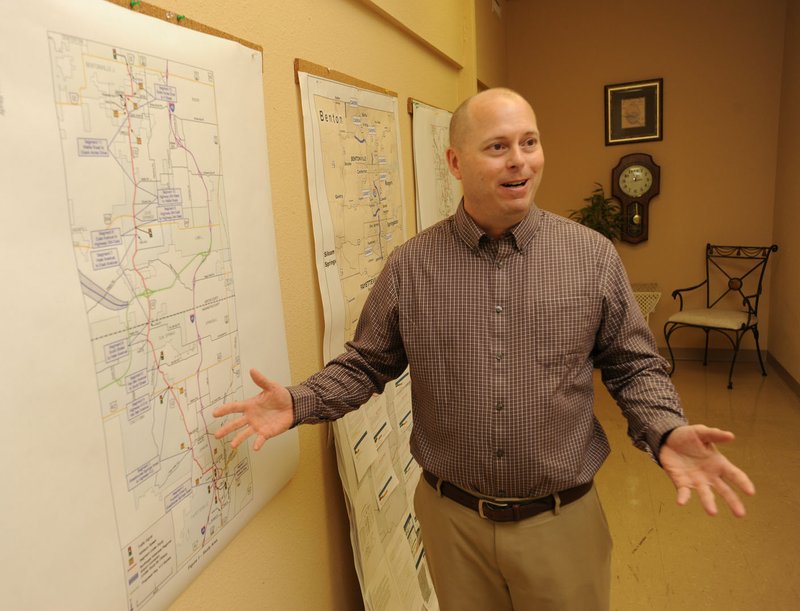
[477,498,509,520]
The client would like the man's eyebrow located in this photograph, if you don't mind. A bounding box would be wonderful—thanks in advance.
[479,130,539,145]
[477,134,507,146]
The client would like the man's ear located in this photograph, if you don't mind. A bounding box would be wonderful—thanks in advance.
[446,147,462,180]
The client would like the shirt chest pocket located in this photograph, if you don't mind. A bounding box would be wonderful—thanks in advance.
[530,296,598,366]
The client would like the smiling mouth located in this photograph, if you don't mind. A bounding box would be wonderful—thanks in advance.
[501,179,528,188]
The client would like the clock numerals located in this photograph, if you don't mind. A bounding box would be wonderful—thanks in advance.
[619,165,653,197]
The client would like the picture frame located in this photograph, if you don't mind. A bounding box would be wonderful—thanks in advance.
[604,78,663,146]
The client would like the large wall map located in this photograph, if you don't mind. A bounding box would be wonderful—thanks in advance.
[50,33,251,609]
[1,3,295,610]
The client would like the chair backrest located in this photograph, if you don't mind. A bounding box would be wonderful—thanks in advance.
[704,243,778,315]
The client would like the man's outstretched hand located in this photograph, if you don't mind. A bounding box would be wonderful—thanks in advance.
[213,368,293,450]
[659,424,756,518]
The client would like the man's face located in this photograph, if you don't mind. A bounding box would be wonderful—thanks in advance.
[447,92,544,238]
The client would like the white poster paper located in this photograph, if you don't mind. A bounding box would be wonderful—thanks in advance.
[409,99,461,231]
[0,2,296,609]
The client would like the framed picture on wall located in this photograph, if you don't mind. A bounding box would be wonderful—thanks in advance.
[604,78,663,146]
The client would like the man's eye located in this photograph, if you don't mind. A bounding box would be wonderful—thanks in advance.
[490,143,505,151]
[524,138,538,147]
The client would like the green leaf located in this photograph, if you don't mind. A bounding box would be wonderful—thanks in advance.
[568,183,622,241]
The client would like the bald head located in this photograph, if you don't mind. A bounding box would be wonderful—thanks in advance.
[449,88,533,150]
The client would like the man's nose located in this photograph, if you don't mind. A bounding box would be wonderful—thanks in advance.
[506,144,523,167]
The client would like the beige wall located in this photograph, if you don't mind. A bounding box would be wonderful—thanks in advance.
[772,1,800,381]
[361,0,468,68]
[507,0,787,352]
[475,0,508,87]
[144,0,476,609]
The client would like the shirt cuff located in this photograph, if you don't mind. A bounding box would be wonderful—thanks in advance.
[646,418,687,464]
[287,383,325,427]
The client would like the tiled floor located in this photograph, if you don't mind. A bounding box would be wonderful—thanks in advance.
[594,359,800,610]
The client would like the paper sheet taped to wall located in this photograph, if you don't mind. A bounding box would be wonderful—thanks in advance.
[409,99,461,231]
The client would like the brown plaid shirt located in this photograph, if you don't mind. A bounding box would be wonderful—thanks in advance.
[290,202,686,498]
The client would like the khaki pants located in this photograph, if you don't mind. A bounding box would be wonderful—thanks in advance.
[414,476,612,611]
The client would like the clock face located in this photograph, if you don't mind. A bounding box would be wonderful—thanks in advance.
[618,164,653,197]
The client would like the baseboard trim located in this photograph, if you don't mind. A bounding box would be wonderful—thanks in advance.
[657,347,761,363]
[767,353,800,399]
[658,348,800,398]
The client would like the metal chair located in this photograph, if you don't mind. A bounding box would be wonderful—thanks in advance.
[664,243,778,389]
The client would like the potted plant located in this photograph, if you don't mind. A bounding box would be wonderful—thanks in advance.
[568,183,622,242]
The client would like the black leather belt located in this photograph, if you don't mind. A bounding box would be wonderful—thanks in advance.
[423,470,593,522]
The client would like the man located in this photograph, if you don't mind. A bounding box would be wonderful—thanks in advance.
[214,88,755,610]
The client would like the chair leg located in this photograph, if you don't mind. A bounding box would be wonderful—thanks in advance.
[727,332,746,390]
[703,330,709,366]
[663,323,677,376]
[752,326,768,376]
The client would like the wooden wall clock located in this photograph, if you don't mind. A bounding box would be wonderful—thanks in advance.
[611,153,660,244]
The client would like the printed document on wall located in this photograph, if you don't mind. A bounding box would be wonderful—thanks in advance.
[297,71,406,362]
[0,2,296,610]
[297,71,438,610]
[410,99,461,231]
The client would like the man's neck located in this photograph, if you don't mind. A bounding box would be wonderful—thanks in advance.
[463,206,528,240]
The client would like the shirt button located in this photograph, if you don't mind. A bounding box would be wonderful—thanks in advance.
[496,261,504,269]
[495,352,504,361]
[495,401,504,411]
[498,490,507,497]
[496,449,505,458]
[495,305,503,313]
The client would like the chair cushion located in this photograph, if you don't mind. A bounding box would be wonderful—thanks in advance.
[667,308,754,330]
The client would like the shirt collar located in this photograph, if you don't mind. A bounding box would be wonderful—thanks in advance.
[454,199,541,252]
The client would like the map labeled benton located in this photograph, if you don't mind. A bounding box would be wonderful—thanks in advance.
[314,93,404,339]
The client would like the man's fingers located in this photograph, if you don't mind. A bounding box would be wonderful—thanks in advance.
[714,479,747,518]
[726,465,756,497]
[696,484,719,517]
[253,434,267,452]
[214,415,248,439]
[698,426,735,444]
[676,484,726,516]
[213,400,242,418]
[220,425,270,451]
[250,368,271,390]
[230,425,254,449]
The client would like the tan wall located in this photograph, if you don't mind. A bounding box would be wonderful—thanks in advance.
[772,2,800,382]
[362,0,468,67]
[506,0,787,351]
[141,0,477,609]
[475,0,508,87]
